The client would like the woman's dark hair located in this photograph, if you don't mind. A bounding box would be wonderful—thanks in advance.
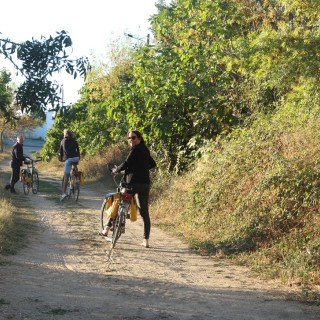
[127,130,149,151]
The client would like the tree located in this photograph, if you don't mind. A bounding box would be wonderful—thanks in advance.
[0,69,13,152]
[0,69,38,152]
[0,30,90,118]
[107,0,245,171]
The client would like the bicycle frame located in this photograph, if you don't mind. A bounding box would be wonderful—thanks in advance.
[62,162,80,201]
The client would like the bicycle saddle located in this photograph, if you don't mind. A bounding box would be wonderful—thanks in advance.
[121,182,134,190]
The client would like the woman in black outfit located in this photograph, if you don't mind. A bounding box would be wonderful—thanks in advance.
[102,130,156,248]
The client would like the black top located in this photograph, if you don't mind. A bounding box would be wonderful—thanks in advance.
[11,142,25,168]
[117,143,156,184]
[60,136,80,160]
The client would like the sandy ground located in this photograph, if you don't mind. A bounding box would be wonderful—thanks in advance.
[0,141,319,319]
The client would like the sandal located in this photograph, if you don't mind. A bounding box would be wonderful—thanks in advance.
[99,227,110,237]
[140,242,150,248]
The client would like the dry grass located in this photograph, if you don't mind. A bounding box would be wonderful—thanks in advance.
[149,107,320,299]
[76,142,128,181]
[0,182,37,259]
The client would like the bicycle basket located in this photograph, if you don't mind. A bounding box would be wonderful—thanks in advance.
[129,197,138,222]
[75,171,84,186]
[105,193,120,219]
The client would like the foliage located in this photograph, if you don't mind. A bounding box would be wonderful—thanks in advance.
[0,69,38,152]
[107,0,247,172]
[0,69,12,119]
[40,39,135,160]
[38,0,320,173]
[55,0,320,172]
[0,30,90,118]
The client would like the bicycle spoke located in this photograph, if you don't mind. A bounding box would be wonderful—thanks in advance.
[72,176,80,201]
[22,174,29,195]
[32,171,39,194]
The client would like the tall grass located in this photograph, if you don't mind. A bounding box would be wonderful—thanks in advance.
[0,194,36,259]
[0,154,37,259]
[79,141,128,180]
[151,103,320,296]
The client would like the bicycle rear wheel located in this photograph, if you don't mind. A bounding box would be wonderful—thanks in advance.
[22,174,29,195]
[72,176,80,201]
[100,198,108,233]
[32,171,39,194]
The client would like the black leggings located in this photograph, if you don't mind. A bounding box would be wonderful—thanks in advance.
[131,183,151,240]
[108,183,151,240]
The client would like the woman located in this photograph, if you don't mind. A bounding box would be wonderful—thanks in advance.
[103,130,156,248]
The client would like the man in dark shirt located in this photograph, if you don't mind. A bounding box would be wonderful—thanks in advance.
[59,129,80,201]
[5,136,25,194]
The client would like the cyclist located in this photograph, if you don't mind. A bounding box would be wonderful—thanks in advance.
[4,136,25,194]
[59,129,80,201]
[102,130,156,248]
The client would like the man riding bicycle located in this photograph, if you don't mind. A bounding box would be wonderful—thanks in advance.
[59,129,80,201]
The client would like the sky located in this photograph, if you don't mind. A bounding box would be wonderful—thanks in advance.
[0,0,164,105]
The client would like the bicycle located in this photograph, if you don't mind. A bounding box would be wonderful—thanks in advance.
[100,164,135,249]
[61,162,81,201]
[21,156,42,195]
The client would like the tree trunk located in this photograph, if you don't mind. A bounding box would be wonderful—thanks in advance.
[0,130,3,153]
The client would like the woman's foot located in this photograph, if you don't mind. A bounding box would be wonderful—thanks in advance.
[101,226,110,237]
[140,239,150,248]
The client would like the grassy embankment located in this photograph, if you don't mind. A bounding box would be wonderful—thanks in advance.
[151,103,320,300]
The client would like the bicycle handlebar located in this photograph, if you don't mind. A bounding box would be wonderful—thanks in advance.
[107,163,133,191]
[107,163,117,172]
[24,156,42,164]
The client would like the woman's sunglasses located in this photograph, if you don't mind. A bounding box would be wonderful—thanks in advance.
[128,136,137,140]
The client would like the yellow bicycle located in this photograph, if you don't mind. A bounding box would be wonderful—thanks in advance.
[21,156,42,195]
[61,162,81,201]
[100,164,135,249]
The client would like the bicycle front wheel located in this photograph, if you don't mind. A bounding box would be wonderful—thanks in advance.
[32,171,39,194]
[72,176,80,201]
[111,210,124,249]
[22,174,29,195]
[61,176,71,198]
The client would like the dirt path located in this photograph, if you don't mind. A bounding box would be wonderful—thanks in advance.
[0,144,319,319]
